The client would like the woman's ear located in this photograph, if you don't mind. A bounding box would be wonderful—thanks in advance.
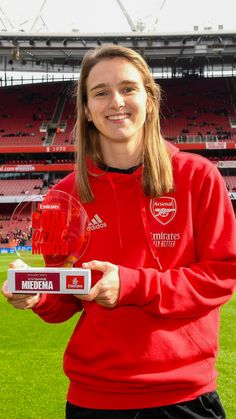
[84,105,92,122]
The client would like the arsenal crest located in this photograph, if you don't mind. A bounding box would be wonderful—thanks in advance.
[150,197,177,225]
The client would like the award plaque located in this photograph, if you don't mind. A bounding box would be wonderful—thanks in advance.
[7,189,91,294]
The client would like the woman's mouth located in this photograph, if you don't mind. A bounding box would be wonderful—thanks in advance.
[107,113,130,121]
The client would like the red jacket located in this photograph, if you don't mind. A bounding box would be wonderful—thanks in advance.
[34,143,236,409]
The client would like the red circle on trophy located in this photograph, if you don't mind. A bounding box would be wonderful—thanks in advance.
[10,189,90,268]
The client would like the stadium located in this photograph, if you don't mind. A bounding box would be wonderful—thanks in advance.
[0,1,236,418]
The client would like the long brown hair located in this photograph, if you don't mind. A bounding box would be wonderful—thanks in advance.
[75,44,173,202]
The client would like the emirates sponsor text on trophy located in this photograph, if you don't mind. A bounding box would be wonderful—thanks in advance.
[7,189,91,294]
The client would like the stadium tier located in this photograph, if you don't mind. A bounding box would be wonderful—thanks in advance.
[160,77,236,141]
[0,82,64,146]
[223,175,236,192]
[0,77,235,247]
[0,178,43,196]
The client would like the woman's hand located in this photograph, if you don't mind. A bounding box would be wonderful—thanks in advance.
[1,259,41,310]
[1,280,41,309]
[75,260,120,308]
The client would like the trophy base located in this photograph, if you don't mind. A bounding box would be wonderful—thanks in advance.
[7,267,91,294]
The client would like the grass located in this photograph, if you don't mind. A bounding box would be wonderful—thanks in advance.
[0,253,235,418]
[0,253,79,419]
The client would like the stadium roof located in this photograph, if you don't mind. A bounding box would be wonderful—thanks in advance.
[0,0,236,76]
[1,31,236,75]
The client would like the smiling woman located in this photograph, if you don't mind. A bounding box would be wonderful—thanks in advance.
[1,44,236,419]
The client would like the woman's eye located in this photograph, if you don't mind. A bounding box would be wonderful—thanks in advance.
[123,87,134,93]
[95,91,107,97]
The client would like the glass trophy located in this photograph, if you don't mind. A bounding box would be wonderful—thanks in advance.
[7,189,91,294]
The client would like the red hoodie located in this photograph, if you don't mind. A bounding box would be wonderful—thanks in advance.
[34,143,236,409]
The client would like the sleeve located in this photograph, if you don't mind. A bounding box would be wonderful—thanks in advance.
[33,294,82,323]
[117,166,236,318]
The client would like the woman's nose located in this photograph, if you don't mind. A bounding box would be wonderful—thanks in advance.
[110,91,125,109]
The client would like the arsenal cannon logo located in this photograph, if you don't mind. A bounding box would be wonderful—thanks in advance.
[150,197,177,225]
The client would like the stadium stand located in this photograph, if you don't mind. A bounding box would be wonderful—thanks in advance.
[0,82,63,146]
[160,77,236,142]
[223,176,236,191]
[52,86,76,146]
[0,76,236,247]
[0,178,43,196]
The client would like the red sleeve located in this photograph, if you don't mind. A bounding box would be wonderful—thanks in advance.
[33,293,82,323]
[117,166,236,318]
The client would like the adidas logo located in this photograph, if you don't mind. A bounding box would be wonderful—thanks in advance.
[87,214,107,231]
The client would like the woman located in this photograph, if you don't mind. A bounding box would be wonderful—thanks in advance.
[2,45,236,418]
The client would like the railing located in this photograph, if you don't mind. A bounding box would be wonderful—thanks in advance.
[174,135,218,143]
[0,72,79,87]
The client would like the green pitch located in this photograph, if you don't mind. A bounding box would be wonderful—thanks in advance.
[0,253,79,419]
[0,253,235,418]
[0,253,44,269]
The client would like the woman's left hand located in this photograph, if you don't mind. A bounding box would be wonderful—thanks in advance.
[75,260,120,307]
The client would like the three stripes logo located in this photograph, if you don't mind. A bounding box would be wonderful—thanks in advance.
[87,214,107,231]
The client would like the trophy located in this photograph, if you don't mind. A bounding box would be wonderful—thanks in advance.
[7,189,91,294]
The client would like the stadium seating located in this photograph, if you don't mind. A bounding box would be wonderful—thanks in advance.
[0,83,63,147]
[52,92,76,145]
[159,77,236,141]
[223,176,236,191]
[0,179,43,196]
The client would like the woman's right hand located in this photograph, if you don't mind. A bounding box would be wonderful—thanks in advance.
[1,259,41,310]
[1,280,41,309]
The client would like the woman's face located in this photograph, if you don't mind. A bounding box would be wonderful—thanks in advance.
[84,57,148,148]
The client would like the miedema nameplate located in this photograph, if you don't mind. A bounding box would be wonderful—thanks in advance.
[7,268,91,294]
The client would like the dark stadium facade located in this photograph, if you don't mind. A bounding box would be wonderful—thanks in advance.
[1,31,236,78]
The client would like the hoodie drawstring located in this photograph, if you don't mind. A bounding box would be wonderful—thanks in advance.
[107,175,123,250]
